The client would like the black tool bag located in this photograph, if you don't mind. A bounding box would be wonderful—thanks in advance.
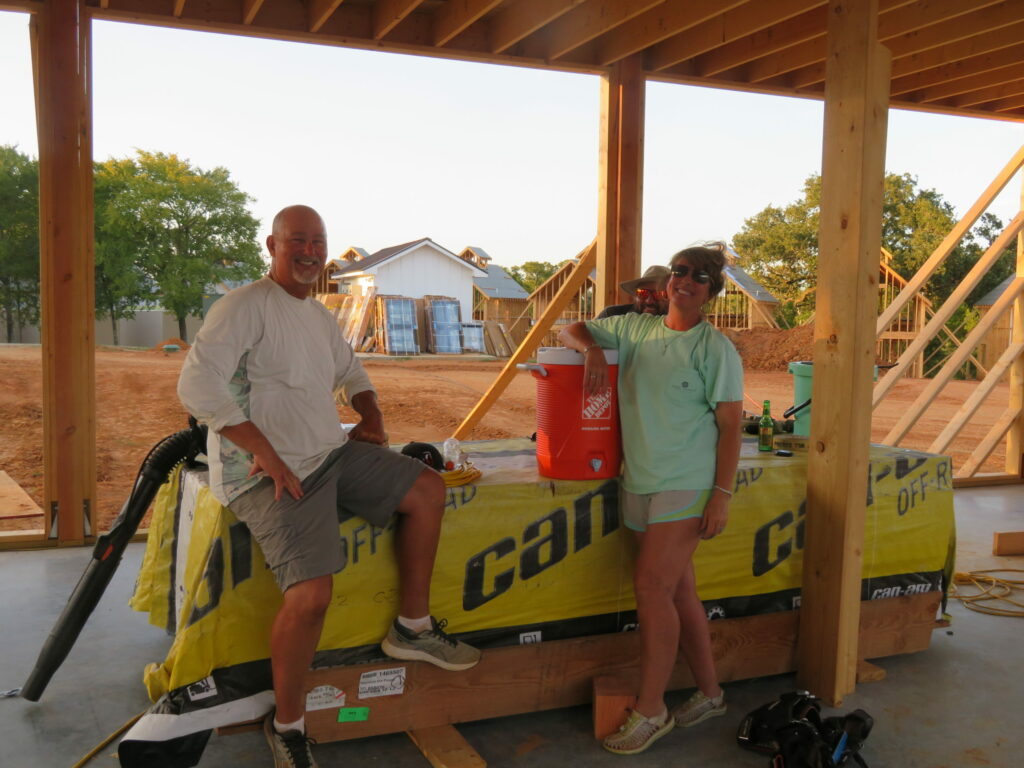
[400,441,445,471]
[739,692,873,768]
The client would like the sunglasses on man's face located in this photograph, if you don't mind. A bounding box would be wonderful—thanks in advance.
[670,264,711,284]
[635,288,667,300]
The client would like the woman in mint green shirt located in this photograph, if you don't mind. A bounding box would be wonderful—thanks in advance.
[560,243,743,755]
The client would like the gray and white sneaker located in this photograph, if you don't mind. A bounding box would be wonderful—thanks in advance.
[672,689,727,728]
[381,617,481,671]
[264,714,318,768]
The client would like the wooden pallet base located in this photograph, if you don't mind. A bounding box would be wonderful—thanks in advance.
[304,592,942,744]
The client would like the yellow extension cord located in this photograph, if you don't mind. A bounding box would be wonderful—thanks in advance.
[949,569,1024,618]
[440,462,482,487]
[72,710,145,768]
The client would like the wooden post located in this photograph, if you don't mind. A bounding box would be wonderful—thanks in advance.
[32,0,95,544]
[596,54,644,315]
[1004,173,1024,476]
[797,0,890,705]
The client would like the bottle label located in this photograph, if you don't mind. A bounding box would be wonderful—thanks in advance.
[758,426,773,451]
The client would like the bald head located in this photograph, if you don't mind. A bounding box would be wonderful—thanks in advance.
[267,205,328,299]
[272,205,325,239]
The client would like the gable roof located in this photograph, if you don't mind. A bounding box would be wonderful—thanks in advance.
[474,264,529,300]
[724,265,779,304]
[331,237,487,278]
[724,247,779,304]
[976,273,1016,307]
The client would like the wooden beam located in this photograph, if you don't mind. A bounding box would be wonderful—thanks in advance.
[758,0,1001,87]
[596,0,745,67]
[649,0,824,73]
[486,0,583,54]
[884,279,1024,445]
[308,0,345,33]
[891,20,1024,79]
[952,78,1024,109]
[891,41,1024,97]
[544,0,660,61]
[874,218,1024,406]
[915,61,1024,104]
[797,0,890,706]
[406,725,486,768]
[433,0,502,48]
[929,341,1024,455]
[694,6,826,77]
[372,0,424,39]
[302,593,941,743]
[959,406,1022,478]
[876,147,1024,337]
[1004,170,1024,475]
[241,0,265,25]
[993,531,1024,556]
[991,94,1024,113]
[596,54,644,315]
[33,0,95,545]
[452,243,596,440]
[0,0,42,10]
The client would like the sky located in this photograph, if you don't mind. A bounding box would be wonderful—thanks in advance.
[1,11,1022,272]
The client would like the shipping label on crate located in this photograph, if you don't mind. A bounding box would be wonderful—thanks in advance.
[357,667,406,699]
[306,685,346,711]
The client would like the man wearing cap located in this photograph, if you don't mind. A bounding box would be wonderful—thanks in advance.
[596,265,671,319]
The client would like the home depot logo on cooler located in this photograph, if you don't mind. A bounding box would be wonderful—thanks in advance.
[582,387,613,420]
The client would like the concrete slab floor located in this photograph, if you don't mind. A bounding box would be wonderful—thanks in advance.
[1,485,1021,768]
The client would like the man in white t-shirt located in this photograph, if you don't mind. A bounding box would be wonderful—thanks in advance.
[178,205,479,768]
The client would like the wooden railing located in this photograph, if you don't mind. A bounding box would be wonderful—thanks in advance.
[871,145,1024,480]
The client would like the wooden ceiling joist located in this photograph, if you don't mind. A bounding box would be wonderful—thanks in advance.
[953,78,1024,108]
[595,0,746,68]
[913,61,1024,104]
[890,19,1024,79]
[372,0,424,40]
[241,0,265,25]
[689,7,826,79]
[890,41,1024,96]
[308,0,346,33]
[2,0,1020,126]
[777,0,1009,90]
[543,0,660,61]
[433,0,502,48]
[648,0,824,73]
[486,0,583,54]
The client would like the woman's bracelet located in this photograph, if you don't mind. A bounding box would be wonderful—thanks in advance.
[582,344,600,355]
[713,484,733,496]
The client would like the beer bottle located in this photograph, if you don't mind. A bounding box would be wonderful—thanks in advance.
[758,400,773,452]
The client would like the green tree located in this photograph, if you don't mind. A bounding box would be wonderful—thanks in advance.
[94,160,157,345]
[0,145,40,342]
[507,261,564,293]
[99,151,265,341]
[732,172,1014,323]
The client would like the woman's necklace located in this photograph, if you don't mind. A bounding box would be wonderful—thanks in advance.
[661,313,703,355]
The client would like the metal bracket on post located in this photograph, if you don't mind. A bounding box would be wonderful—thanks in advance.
[83,498,92,537]
[48,501,59,539]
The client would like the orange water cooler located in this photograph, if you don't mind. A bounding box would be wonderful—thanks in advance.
[521,347,621,480]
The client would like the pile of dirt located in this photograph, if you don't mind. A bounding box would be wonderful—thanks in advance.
[153,337,190,351]
[725,324,815,371]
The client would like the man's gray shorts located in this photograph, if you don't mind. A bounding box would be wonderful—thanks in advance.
[228,440,426,592]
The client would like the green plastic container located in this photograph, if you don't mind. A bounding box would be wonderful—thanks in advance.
[786,361,878,437]
[787,361,814,437]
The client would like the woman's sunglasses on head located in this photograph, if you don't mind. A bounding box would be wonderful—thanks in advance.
[670,264,711,284]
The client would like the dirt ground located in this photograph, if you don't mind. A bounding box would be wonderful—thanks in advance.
[0,328,1008,533]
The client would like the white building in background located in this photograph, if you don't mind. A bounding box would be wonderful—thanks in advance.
[330,238,488,321]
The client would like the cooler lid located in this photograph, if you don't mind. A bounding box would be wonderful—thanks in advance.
[537,346,618,365]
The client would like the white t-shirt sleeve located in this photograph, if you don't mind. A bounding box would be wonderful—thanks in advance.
[177,290,262,432]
